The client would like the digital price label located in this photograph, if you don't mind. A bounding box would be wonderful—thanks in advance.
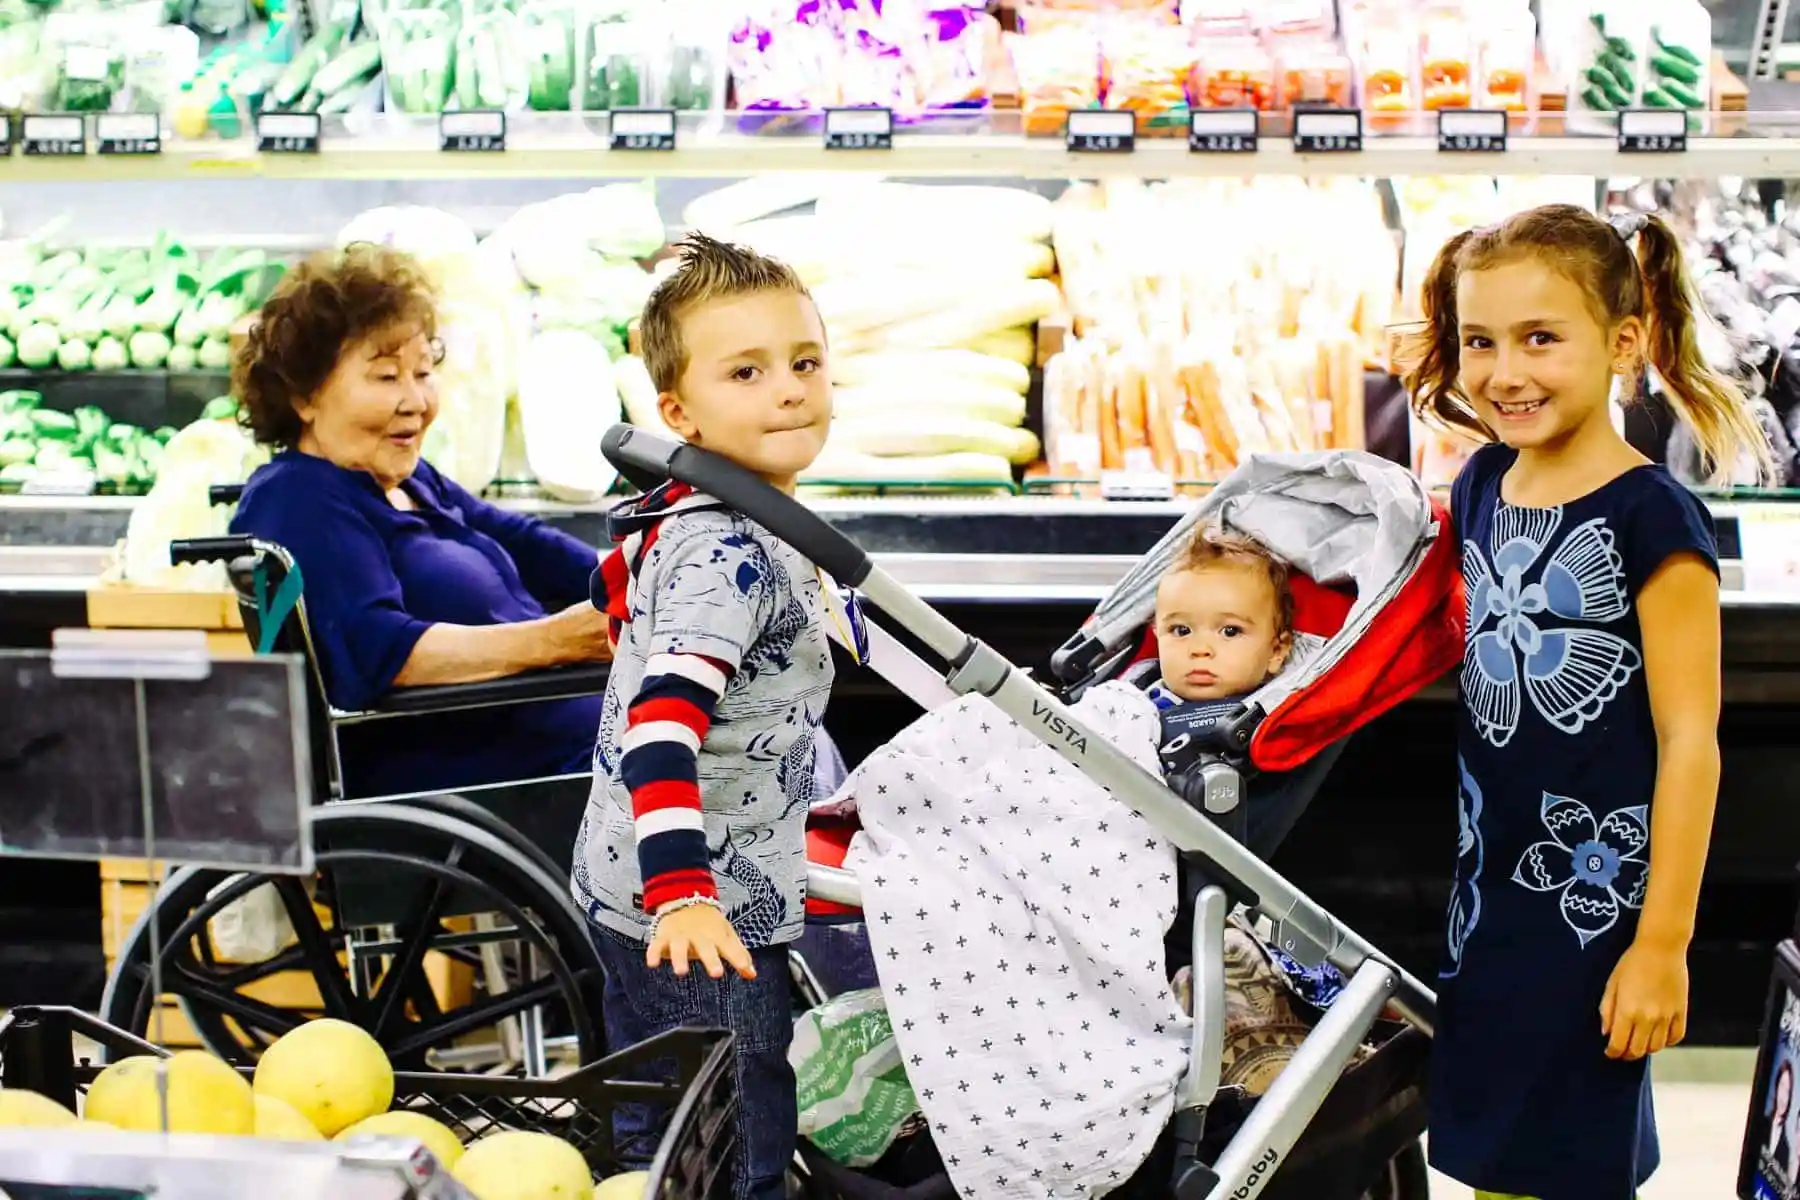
[96,113,160,156]
[824,106,893,150]
[1189,108,1258,153]
[1617,108,1687,153]
[1437,108,1507,153]
[610,108,676,151]
[439,110,505,152]
[257,112,321,154]
[1292,108,1362,153]
[1066,108,1135,153]
[21,114,84,157]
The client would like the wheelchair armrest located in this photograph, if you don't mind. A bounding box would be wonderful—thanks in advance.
[364,662,612,716]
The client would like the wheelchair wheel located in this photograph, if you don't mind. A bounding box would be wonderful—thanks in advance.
[99,803,603,1073]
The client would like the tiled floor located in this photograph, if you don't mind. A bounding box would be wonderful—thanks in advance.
[1429,1057,1755,1199]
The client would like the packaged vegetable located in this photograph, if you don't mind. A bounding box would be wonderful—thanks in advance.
[1419,9,1471,111]
[1359,24,1415,114]
[518,0,577,111]
[1275,41,1352,110]
[581,8,650,110]
[919,6,990,110]
[1477,8,1534,111]
[1101,19,1194,133]
[727,2,837,124]
[1182,0,1256,38]
[455,4,532,112]
[655,1,728,112]
[1011,25,1100,137]
[1191,37,1274,109]
[380,5,457,113]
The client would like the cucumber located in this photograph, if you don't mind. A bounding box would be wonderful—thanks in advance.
[270,30,337,108]
[1581,86,1614,112]
[1653,30,1704,67]
[1640,86,1678,108]
[311,39,383,96]
[1598,52,1634,92]
[1650,52,1701,86]
[1663,78,1704,108]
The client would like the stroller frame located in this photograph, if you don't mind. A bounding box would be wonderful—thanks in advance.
[601,426,1439,1200]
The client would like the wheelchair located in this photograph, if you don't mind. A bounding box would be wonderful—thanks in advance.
[97,485,611,1076]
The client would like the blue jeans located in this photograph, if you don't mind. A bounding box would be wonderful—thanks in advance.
[590,923,796,1200]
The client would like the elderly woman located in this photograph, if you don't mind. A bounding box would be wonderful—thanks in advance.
[229,244,610,799]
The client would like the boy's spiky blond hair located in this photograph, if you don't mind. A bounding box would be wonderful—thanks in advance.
[639,232,814,393]
[1169,525,1296,638]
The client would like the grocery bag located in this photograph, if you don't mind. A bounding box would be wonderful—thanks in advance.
[790,988,920,1168]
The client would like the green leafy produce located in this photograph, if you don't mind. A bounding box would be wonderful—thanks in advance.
[55,43,125,112]
[382,6,457,113]
[167,344,199,372]
[128,329,172,368]
[92,335,127,371]
[197,336,231,370]
[1649,51,1700,86]
[56,339,91,371]
[16,323,58,368]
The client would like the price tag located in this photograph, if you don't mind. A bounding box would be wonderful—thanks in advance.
[610,108,676,151]
[1617,108,1686,153]
[1066,109,1135,153]
[1292,108,1362,153]
[440,109,505,152]
[96,112,160,156]
[20,114,85,157]
[1189,107,1258,153]
[824,106,893,150]
[20,468,96,497]
[1737,508,1800,596]
[1099,469,1175,501]
[1437,108,1506,153]
[256,112,320,154]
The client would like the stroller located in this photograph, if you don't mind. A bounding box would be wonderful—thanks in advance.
[599,427,1464,1200]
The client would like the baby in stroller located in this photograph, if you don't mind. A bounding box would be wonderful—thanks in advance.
[782,453,1463,1200]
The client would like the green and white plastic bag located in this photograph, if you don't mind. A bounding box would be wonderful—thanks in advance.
[791,988,920,1168]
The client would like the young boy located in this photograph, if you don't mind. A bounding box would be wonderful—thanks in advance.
[573,233,835,1200]
[1153,526,1294,704]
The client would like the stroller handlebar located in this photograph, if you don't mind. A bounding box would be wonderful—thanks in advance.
[601,425,872,587]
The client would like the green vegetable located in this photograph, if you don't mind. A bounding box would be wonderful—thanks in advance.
[1605,36,1635,62]
[92,336,127,371]
[28,409,78,439]
[1640,86,1678,108]
[197,337,231,371]
[0,391,41,412]
[0,439,34,465]
[522,3,573,111]
[30,251,80,291]
[0,462,37,485]
[1598,52,1634,93]
[168,344,199,372]
[16,324,60,369]
[57,43,126,112]
[1585,67,1632,108]
[1663,78,1704,108]
[72,406,107,448]
[202,395,239,420]
[383,7,458,113]
[56,339,92,371]
[128,330,172,369]
[1653,29,1704,67]
[173,300,208,347]
[153,425,177,443]
[0,333,14,369]
[1650,52,1701,86]
[313,39,384,97]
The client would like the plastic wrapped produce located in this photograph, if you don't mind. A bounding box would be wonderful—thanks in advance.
[1274,41,1351,109]
[1102,18,1193,133]
[455,4,532,111]
[380,5,457,113]
[729,1,837,122]
[581,8,650,110]
[1181,0,1255,38]
[1476,7,1533,110]
[1011,23,1099,136]
[518,0,577,110]
[918,5,989,110]
[1359,24,1415,114]
[656,2,728,111]
[1258,0,1333,42]
[1419,9,1470,110]
[1191,36,1274,109]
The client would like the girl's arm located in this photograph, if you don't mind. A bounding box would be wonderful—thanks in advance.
[1601,550,1722,1060]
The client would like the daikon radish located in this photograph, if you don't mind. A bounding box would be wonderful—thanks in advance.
[830,349,1029,394]
[966,326,1036,365]
[813,272,981,345]
[831,414,1040,465]
[517,329,619,503]
[832,380,1027,427]
[863,279,1062,353]
[681,175,858,234]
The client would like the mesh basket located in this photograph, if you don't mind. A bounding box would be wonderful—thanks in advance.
[0,1006,738,1199]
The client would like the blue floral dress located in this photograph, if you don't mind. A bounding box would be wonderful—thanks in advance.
[1430,443,1718,1200]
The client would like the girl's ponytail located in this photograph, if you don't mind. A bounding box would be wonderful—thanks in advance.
[1401,229,1490,443]
[1632,213,1778,485]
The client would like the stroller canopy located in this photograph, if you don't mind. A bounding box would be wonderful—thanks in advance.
[1057,450,1464,773]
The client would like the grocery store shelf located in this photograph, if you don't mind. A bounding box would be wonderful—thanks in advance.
[10,117,1800,182]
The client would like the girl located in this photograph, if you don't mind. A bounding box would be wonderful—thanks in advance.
[1404,203,1773,1200]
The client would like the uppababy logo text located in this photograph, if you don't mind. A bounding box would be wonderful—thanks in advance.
[1031,700,1089,754]
[1230,1148,1280,1198]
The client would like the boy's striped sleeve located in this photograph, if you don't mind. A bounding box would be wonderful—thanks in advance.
[621,651,733,912]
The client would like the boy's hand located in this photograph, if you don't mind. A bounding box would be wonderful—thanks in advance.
[649,903,757,981]
[1600,938,1689,1061]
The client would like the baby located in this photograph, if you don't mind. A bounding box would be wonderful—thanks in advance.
[1154,526,1294,704]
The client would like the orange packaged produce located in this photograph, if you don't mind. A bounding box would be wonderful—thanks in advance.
[1191,37,1275,109]
[1419,9,1472,109]
[1010,24,1102,136]
[1360,26,1416,113]
[1103,20,1196,133]
[1476,9,1535,110]
[1274,42,1353,109]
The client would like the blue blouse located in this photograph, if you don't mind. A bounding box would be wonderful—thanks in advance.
[232,450,603,799]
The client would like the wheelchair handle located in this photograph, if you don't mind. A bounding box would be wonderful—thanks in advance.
[169,535,256,566]
[601,424,872,587]
[209,483,245,507]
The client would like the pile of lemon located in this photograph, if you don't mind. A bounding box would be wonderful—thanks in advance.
[0,1018,651,1200]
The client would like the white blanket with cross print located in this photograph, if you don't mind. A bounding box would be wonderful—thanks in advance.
[834,680,1192,1200]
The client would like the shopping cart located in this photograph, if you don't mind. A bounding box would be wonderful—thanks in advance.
[600,425,1463,1200]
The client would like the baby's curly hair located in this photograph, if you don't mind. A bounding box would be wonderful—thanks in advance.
[1170,525,1296,638]
[233,243,441,448]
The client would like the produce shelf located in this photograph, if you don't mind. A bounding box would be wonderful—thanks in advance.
[5,113,1800,182]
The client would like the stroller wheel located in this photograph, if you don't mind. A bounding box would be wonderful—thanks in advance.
[1364,1140,1430,1200]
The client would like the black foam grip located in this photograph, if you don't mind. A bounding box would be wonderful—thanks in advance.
[169,535,255,566]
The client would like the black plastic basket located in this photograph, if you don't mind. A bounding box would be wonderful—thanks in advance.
[0,1006,738,1199]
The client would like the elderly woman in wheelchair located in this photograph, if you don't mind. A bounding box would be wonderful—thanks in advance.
[99,245,623,1077]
